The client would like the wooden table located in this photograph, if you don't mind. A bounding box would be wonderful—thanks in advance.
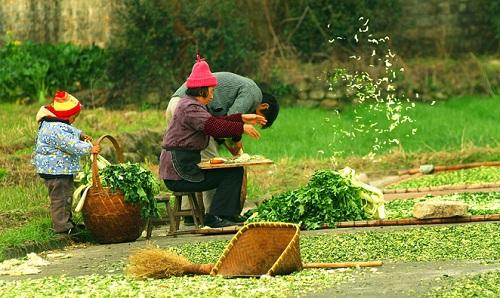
[197,159,274,169]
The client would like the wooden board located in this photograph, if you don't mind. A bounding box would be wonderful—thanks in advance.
[198,159,274,169]
[192,226,241,235]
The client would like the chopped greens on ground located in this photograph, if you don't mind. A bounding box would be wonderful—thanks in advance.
[385,192,500,219]
[300,223,500,263]
[429,270,500,297]
[0,269,358,298]
[246,168,384,229]
[386,166,500,189]
[173,223,500,264]
[0,223,499,297]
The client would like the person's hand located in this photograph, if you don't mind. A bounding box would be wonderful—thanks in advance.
[243,124,261,139]
[226,140,243,156]
[80,133,93,142]
[91,144,101,155]
[242,114,267,126]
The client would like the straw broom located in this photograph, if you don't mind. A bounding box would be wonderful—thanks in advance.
[126,248,213,279]
[126,247,382,279]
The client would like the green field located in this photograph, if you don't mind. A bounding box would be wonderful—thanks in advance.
[0,95,499,260]
[1,95,499,160]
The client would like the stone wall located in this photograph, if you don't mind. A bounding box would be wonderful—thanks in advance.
[0,0,495,53]
[0,0,118,47]
[394,0,496,56]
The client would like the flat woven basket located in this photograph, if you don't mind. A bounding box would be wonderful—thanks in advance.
[82,135,144,244]
[210,222,303,277]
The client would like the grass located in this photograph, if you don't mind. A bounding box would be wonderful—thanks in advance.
[243,95,500,159]
[0,217,54,260]
[0,95,499,261]
[1,95,499,160]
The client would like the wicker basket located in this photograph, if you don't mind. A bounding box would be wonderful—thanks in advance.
[210,222,303,277]
[82,135,145,244]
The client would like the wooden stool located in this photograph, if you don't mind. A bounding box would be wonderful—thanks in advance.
[169,192,204,236]
[146,194,172,239]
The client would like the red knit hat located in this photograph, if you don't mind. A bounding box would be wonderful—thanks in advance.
[46,91,81,119]
[186,55,218,88]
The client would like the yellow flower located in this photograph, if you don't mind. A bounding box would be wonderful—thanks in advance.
[13,40,22,46]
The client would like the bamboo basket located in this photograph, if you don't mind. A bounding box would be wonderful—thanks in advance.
[82,135,144,244]
[210,222,303,277]
[127,222,382,279]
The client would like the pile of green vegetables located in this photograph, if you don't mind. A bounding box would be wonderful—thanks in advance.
[247,168,384,229]
[74,156,160,219]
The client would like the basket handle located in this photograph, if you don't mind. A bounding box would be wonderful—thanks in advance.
[91,134,124,189]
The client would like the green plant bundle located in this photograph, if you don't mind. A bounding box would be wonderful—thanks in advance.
[247,169,382,229]
[100,162,160,219]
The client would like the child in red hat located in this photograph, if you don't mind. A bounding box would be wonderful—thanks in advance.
[33,91,100,238]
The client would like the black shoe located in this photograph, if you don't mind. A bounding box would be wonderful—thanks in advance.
[67,226,85,236]
[220,215,246,225]
[183,216,195,226]
[69,220,86,230]
[204,214,237,228]
[56,226,84,242]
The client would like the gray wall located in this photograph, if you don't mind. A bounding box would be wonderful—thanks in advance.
[0,0,118,47]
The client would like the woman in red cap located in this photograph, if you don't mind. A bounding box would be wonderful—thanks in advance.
[33,91,100,238]
[159,56,267,228]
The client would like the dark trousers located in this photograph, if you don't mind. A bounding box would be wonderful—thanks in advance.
[44,177,75,233]
[165,167,243,217]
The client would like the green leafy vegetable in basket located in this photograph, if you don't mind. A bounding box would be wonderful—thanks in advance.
[73,156,160,219]
[100,162,160,219]
[246,167,384,229]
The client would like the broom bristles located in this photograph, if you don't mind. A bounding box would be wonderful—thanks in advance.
[126,247,192,279]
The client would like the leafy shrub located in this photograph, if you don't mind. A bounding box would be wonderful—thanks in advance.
[277,0,401,61]
[0,35,108,103]
[107,0,257,104]
[488,0,500,47]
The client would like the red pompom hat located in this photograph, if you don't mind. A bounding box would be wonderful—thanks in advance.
[46,91,81,119]
[186,55,218,88]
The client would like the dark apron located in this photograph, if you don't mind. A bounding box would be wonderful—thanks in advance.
[165,147,204,183]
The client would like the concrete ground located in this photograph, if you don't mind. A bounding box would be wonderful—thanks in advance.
[1,221,499,298]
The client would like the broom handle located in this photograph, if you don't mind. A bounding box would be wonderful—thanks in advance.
[182,261,382,275]
[182,263,214,275]
[303,261,383,269]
